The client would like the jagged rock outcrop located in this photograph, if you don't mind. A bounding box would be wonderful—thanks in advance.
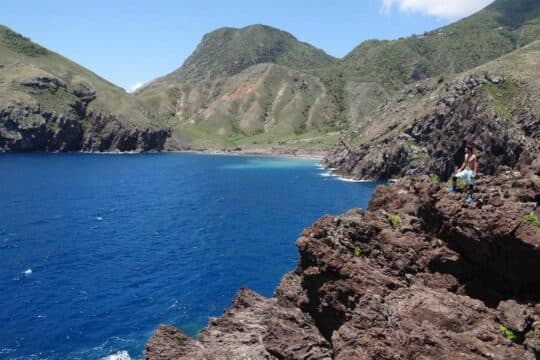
[146,289,332,360]
[145,166,540,359]
[0,75,169,152]
[323,73,540,181]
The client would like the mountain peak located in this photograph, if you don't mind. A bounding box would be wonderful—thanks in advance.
[158,24,335,84]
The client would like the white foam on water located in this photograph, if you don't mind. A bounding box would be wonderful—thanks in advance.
[0,348,15,355]
[336,176,372,183]
[101,350,132,360]
[317,169,373,183]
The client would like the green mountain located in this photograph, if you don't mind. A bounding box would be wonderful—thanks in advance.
[2,0,539,153]
[341,0,540,87]
[339,0,540,127]
[136,25,343,151]
[143,24,336,87]
[137,0,540,151]
[0,25,168,151]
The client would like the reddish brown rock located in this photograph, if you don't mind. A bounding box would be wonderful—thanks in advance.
[145,168,539,359]
[145,288,332,360]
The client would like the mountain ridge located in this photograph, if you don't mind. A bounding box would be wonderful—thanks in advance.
[1,0,540,152]
[136,0,540,151]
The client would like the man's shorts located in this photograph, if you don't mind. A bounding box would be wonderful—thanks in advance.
[455,169,475,185]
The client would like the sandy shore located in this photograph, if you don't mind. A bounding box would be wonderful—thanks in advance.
[170,147,326,160]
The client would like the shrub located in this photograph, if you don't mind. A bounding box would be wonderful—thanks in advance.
[429,173,440,183]
[523,212,540,228]
[498,324,523,343]
[353,246,362,257]
[388,214,401,230]
[448,178,467,192]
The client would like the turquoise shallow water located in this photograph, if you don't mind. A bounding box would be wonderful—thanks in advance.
[0,153,378,360]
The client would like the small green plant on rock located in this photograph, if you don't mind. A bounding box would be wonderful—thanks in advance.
[447,178,467,192]
[523,212,540,228]
[353,246,362,257]
[429,173,440,183]
[388,214,401,230]
[498,324,523,343]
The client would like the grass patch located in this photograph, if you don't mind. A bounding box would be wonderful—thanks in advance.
[388,214,401,230]
[498,324,524,343]
[2,29,49,57]
[353,246,362,257]
[429,173,440,183]
[448,178,467,192]
[482,81,517,121]
[523,212,540,228]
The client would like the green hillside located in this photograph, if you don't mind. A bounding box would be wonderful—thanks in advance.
[340,0,540,89]
[136,25,342,150]
[2,0,540,152]
[324,40,540,180]
[142,24,336,89]
[136,0,540,151]
[0,25,168,151]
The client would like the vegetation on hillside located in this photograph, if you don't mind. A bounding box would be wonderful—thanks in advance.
[340,0,540,90]
[148,24,336,86]
[1,28,49,57]
[2,0,540,152]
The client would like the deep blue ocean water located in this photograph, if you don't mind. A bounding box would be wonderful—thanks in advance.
[0,153,377,360]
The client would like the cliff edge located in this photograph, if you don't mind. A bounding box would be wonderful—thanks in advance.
[145,164,540,359]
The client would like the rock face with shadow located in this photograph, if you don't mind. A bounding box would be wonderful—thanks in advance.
[0,75,169,152]
[145,165,540,359]
[322,73,540,181]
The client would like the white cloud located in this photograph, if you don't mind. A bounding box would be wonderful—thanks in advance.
[382,0,495,19]
[128,82,144,93]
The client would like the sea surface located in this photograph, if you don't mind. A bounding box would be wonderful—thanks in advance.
[0,153,378,360]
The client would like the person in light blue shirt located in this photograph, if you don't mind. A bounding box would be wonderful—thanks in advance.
[449,145,478,204]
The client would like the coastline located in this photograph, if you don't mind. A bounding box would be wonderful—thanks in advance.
[168,147,326,161]
[1,147,325,161]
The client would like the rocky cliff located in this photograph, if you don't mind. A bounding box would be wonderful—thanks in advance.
[0,26,170,152]
[323,74,538,181]
[145,164,540,359]
[0,75,169,152]
[323,40,540,181]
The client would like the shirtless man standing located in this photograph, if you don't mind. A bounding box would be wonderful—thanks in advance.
[450,145,478,203]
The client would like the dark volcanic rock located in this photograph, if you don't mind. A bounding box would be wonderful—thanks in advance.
[0,75,168,152]
[145,166,540,359]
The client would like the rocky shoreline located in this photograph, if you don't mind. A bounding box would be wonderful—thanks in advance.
[0,75,170,152]
[145,164,540,359]
[323,73,540,182]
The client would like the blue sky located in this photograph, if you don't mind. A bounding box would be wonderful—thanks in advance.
[2,0,494,91]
